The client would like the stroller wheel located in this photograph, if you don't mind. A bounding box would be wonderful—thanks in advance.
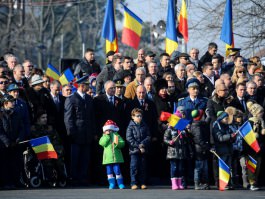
[58,180,67,188]
[30,176,41,188]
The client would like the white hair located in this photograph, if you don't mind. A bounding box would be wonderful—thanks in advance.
[174,63,186,72]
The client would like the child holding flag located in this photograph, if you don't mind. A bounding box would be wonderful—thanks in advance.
[245,101,265,191]
[99,120,125,189]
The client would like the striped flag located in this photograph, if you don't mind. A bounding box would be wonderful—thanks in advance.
[59,68,74,86]
[165,0,178,55]
[219,157,230,191]
[45,63,60,80]
[102,0,118,53]
[160,112,190,131]
[178,0,188,43]
[121,3,143,50]
[29,136,58,160]
[220,0,234,56]
[246,155,257,173]
[238,121,260,153]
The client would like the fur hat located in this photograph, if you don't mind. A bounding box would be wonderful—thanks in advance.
[247,101,264,117]
[154,79,168,93]
[225,106,237,124]
[102,120,119,132]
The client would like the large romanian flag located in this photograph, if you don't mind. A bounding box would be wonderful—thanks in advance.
[246,155,257,173]
[45,63,60,80]
[59,68,74,86]
[29,136,58,160]
[220,0,234,56]
[102,0,118,53]
[178,0,188,43]
[219,157,230,191]
[165,0,178,55]
[160,112,190,131]
[121,3,143,50]
[238,121,260,153]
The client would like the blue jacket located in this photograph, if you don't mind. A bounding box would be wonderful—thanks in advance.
[126,120,151,155]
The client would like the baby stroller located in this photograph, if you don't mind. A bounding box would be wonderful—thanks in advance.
[22,146,67,188]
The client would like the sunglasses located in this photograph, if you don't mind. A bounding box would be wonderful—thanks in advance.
[238,71,245,74]
[180,57,189,60]
[134,114,142,118]
[0,81,8,85]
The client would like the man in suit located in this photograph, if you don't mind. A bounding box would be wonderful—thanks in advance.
[202,62,215,98]
[0,75,8,99]
[230,83,248,117]
[174,63,186,93]
[64,76,95,185]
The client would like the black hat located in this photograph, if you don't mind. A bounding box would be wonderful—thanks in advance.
[146,51,156,57]
[185,78,200,88]
[1,94,15,104]
[106,51,115,58]
[154,79,168,93]
[178,53,190,58]
[75,75,90,85]
[114,79,125,87]
[121,70,132,79]
[227,48,241,56]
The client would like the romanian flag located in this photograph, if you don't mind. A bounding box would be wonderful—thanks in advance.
[121,3,143,50]
[165,0,178,55]
[220,0,234,56]
[102,0,118,53]
[45,63,60,80]
[246,155,257,173]
[160,112,190,131]
[29,136,58,160]
[177,0,188,43]
[219,157,230,191]
[238,121,260,153]
[59,68,74,86]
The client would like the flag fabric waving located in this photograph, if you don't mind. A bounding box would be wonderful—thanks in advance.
[102,0,118,53]
[29,136,58,160]
[59,68,74,86]
[238,121,260,153]
[220,0,234,56]
[246,155,257,173]
[160,112,190,131]
[219,157,230,191]
[121,3,143,50]
[45,63,60,80]
[165,0,178,55]
[178,0,188,43]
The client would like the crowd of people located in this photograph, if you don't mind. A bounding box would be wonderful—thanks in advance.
[0,42,265,191]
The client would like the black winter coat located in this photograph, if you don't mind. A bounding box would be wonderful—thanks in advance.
[64,92,95,144]
[74,58,101,78]
[126,120,151,155]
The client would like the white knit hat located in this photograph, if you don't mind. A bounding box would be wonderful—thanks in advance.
[102,120,119,132]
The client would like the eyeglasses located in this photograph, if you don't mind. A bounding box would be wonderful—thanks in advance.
[0,81,8,85]
[134,114,142,118]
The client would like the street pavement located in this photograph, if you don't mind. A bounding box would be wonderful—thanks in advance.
[0,186,265,199]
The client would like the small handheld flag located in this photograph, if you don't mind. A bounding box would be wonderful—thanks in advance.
[160,112,190,131]
[29,136,58,160]
[238,121,260,153]
[246,155,257,173]
[45,63,60,80]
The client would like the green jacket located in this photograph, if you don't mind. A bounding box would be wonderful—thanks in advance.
[99,132,125,165]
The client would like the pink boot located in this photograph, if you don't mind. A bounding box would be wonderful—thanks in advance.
[171,178,179,190]
[177,178,184,190]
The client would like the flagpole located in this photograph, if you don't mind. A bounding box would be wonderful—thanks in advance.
[210,150,221,160]
[18,135,49,144]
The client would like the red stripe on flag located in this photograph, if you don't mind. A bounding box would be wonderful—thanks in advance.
[36,151,58,160]
[250,140,260,153]
[178,15,188,42]
[121,28,141,50]
[219,179,228,191]
[160,112,172,121]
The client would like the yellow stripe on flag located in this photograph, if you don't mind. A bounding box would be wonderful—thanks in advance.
[33,143,55,154]
[59,74,69,86]
[244,130,257,145]
[248,161,256,169]
[106,38,118,53]
[219,167,230,182]
[168,114,180,127]
[166,38,178,56]
[124,12,142,36]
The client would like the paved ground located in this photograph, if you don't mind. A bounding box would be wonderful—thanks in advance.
[0,186,265,199]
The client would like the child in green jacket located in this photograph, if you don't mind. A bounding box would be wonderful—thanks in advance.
[99,120,125,189]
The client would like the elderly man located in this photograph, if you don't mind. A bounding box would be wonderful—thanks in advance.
[144,77,155,102]
[124,67,146,100]
[64,76,95,186]
[174,63,186,93]
[5,54,18,71]
[189,48,202,71]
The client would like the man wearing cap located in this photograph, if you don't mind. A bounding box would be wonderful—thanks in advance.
[177,78,207,120]
[7,83,30,138]
[114,79,126,100]
[96,55,123,95]
[64,76,95,185]
[178,53,190,66]
[74,48,101,78]
[106,51,115,64]
[200,42,218,66]
[0,94,25,189]
[157,52,174,77]
[145,51,156,64]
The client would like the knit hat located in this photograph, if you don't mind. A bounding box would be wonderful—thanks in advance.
[174,106,185,118]
[102,120,119,132]
[191,109,204,121]
[247,101,264,117]
[89,73,98,85]
[216,111,228,122]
